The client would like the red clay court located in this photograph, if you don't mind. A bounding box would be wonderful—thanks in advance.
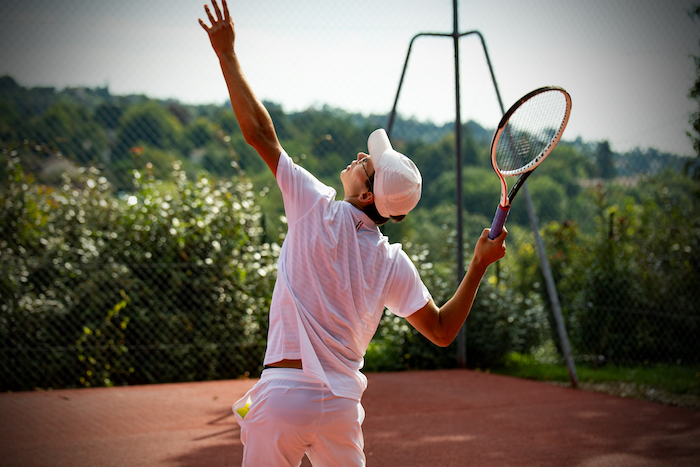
[1,369,699,466]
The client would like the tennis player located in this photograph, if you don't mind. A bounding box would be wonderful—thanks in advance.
[200,1,507,465]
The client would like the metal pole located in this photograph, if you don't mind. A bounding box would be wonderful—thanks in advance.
[387,33,449,138]
[522,184,579,387]
[452,0,466,369]
[385,1,578,385]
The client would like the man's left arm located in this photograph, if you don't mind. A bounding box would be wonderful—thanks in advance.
[406,228,507,347]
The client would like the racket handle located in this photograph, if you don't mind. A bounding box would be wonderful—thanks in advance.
[488,205,510,240]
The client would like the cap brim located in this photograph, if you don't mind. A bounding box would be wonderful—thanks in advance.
[368,129,392,165]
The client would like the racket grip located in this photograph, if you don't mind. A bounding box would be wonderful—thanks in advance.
[488,205,510,240]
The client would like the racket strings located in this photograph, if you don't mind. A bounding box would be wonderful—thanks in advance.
[495,90,568,174]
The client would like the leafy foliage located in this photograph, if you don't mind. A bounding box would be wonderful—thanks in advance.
[1,76,699,390]
[511,173,700,366]
[1,145,277,390]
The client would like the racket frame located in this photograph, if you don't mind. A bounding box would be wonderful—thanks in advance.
[489,86,572,238]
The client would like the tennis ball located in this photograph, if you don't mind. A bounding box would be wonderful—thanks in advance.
[236,402,251,419]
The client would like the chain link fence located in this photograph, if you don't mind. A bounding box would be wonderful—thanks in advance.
[2,1,699,391]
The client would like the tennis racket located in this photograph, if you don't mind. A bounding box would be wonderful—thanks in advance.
[488,86,572,240]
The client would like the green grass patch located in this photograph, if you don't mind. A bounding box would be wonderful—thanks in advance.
[495,352,700,397]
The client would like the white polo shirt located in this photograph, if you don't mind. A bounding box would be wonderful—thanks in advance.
[263,151,431,401]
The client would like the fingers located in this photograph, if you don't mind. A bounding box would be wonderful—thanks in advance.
[222,0,230,21]
[479,227,507,260]
[200,1,231,29]
[482,227,507,241]
[212,0,223,21]
[204,4,215,26]
[495,227,507,256]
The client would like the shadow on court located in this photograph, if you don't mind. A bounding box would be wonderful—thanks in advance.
[1,369,699,466]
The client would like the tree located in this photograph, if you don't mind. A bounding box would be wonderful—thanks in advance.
[30,100,110,166]
[116,101,183,154]
[688,5,700,177]
[596,141,616,180]
[0,102,21,142]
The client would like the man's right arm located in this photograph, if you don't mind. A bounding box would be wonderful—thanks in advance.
[199,0,282,176]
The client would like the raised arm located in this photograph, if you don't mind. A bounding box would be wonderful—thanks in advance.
[406,228,507,347]
[199,0,282,176]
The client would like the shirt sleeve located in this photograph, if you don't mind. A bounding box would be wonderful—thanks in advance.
[384,248,432,318]
[276,150,336,225]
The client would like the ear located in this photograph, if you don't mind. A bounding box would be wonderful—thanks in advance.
[358,191,374,206]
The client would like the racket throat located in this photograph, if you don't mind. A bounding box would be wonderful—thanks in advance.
[508,170,532,203]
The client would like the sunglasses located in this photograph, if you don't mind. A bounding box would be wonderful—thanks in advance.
[359,157,373,192]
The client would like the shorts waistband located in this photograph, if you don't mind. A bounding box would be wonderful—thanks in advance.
[260,368,326,386]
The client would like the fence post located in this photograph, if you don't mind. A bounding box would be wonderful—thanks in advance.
[386,1,579,381]
[522,184,579,387]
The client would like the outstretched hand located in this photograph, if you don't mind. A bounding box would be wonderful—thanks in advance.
[199,0,235,58]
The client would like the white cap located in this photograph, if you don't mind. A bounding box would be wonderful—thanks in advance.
[367,128,422,218]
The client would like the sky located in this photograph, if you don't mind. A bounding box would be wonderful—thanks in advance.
[1,0,699,156]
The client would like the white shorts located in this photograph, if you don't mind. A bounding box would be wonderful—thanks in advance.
[233,368,366,467]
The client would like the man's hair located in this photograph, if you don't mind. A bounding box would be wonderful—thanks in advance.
[364,175,405,226]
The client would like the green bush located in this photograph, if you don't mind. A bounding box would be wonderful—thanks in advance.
[1,145,278,390]
[512,174,700,366]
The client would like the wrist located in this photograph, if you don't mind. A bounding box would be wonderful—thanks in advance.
[468,256,489,276]
[218,50,236,65]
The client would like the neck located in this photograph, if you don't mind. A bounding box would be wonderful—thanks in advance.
[344,196,364,210]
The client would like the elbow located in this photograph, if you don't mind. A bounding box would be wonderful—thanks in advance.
[434,336,454,348]
[241,122,266,148]
[243,120,277,153]
[415,326,453,348]
[430,329,455,348]
[431,311,465,347]
[409,300,459,348]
